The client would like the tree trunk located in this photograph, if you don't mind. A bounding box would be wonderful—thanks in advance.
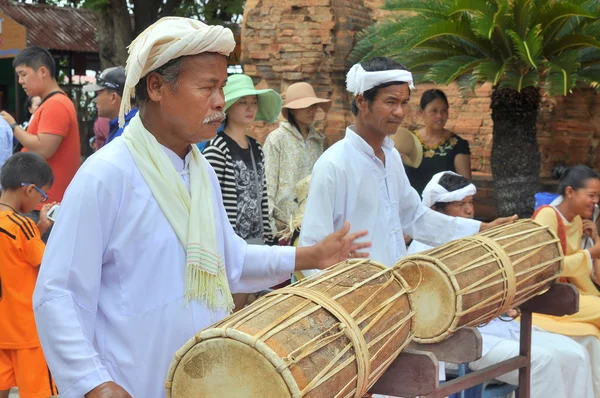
[490,86,541,218]
[97,0,134,68]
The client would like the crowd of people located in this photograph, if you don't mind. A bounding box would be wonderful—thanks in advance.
[0,15,598,398]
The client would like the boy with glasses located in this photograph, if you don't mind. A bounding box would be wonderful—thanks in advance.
[0,152,56,398]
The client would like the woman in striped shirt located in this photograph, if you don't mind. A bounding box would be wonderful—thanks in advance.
[202,75,282,310]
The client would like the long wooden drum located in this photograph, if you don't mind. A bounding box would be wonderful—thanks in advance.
[165,259,414,398]
[396,219,563,343]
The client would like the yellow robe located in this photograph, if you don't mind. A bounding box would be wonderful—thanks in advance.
[532,206,600,339]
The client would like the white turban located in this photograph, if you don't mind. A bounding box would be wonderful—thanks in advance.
[119,17,235,126]
[422,171,477,208]
[346,63,415,95]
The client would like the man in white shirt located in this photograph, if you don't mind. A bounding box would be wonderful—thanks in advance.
[33,18,368,398]
[299,57,515,272]
[408,171,595,398]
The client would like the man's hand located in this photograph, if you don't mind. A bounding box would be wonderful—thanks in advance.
[37,202,57,235]
[480,215,518,232]
[0,111,16,126]
[85,382,132,398]
[295,222,371,272]
[583,219,599,243]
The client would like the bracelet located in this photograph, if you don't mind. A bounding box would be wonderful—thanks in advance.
[9,123,18,131]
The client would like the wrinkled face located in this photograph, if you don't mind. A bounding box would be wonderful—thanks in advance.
[439,195,475,219]
[94,89,120,119]
[152,53,228,143]
[29,96,42,114]
[566,178,600,220]
[227,95,258,126]
[422,98,449,130]
[20,184,51,214]
[357,84,410,136]
[15,65,46,97]
[290,104,318,127]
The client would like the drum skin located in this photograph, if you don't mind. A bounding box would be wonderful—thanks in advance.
[166,259,415,398]
[397,219,563,343]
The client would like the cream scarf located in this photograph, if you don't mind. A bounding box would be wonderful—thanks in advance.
[123,114,233,313]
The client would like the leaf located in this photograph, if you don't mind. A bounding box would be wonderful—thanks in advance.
[538,2,599,45]
[422,55,481,84]
[545,34,600,55]
[513,0,533,37]
[544,51,581,95]
[447,0,490,16]
[473,59,509,85]
[507,26,543,69]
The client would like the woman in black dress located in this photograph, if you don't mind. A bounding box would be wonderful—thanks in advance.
[405,89,472,195]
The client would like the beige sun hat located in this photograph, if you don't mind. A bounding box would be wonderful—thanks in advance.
[281,82,332,120]
[391,127,423,168]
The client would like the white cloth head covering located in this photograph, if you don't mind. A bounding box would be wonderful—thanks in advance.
[346,63,415,95]
[422,171,477,208]
[119,17,235,126]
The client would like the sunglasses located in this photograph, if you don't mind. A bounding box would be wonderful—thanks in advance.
[21,183,49,203]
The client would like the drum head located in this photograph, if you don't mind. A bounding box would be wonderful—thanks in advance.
[169,337,292,397]
[400,260,456,343]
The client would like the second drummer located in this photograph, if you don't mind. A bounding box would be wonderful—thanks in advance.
[299,56,517,274]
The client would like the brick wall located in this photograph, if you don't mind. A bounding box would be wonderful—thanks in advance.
[241,0,600,177]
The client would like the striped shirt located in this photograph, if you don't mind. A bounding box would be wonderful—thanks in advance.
[203,134,272,240]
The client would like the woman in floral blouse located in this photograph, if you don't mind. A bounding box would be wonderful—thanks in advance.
[264,82,331,234]
[405,89,471,195]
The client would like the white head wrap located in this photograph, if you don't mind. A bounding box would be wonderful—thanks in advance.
[119,17,235,126]
[346,63,415,95]
[422,171,477,208]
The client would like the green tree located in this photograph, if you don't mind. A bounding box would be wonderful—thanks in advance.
[17,0,244,67]
[352,0,600,217]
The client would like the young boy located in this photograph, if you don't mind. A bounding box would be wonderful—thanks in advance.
[0,152,56,398]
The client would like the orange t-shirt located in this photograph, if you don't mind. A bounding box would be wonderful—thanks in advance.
[0,210,45,349]
[23,92,80,209]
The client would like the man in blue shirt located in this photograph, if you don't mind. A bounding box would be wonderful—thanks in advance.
[83,66,138,145]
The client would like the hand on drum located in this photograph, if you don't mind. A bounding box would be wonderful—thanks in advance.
[480,214,518,231]
[85,382,133,398]
[295,221,371,271]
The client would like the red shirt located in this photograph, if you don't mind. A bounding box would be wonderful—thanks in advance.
[23,92,80,208]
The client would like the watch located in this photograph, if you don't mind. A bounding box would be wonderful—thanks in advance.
[9,123,18,131]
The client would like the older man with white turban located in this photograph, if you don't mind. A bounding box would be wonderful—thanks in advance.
[407,171,595,398]
[32,17,369,398]
[298,57,515,275]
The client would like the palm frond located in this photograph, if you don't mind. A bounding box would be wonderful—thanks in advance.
[422,55,482,84]
[447,0,490,16]
[538,2,599,45]
[507,25,543,69]
[545,34,600,55]
[544,51,581,95]
[577,66,600,90]
[473,59,510,85]
[513,0,534,37]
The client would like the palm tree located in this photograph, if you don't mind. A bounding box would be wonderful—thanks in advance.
[351,0,600,217]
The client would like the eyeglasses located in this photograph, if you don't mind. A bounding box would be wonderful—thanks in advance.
[21,183,48,202]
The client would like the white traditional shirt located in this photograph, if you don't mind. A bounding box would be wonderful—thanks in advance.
[33,138,295,398]
[299,126,480,271]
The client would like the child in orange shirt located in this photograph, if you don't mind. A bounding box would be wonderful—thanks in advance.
[0,152,56,398]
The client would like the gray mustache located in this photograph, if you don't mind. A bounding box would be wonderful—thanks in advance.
[203,112,226,124]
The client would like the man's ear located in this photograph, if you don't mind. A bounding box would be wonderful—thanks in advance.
[145,72,166,103]
[355,94,368,113]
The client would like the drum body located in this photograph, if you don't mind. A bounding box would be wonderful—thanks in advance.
[397,219,563,343]
[166,259,414,398]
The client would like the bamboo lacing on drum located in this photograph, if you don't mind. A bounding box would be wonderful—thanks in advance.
[271,287,371,398]
[453,235,516,325]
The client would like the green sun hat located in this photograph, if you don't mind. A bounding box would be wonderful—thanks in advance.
[224,74,283,123]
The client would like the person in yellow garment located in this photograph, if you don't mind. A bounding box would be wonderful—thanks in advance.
[532,164,600,394]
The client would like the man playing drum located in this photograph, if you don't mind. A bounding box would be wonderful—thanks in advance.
[407,171,594,398]
[298,57,515,273]
[32,17,369,398]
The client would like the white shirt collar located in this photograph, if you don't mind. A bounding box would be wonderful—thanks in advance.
[160,144,193,174]
[345,125,395,157]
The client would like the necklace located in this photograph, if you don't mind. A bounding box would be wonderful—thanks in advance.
[0,203,18,213]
